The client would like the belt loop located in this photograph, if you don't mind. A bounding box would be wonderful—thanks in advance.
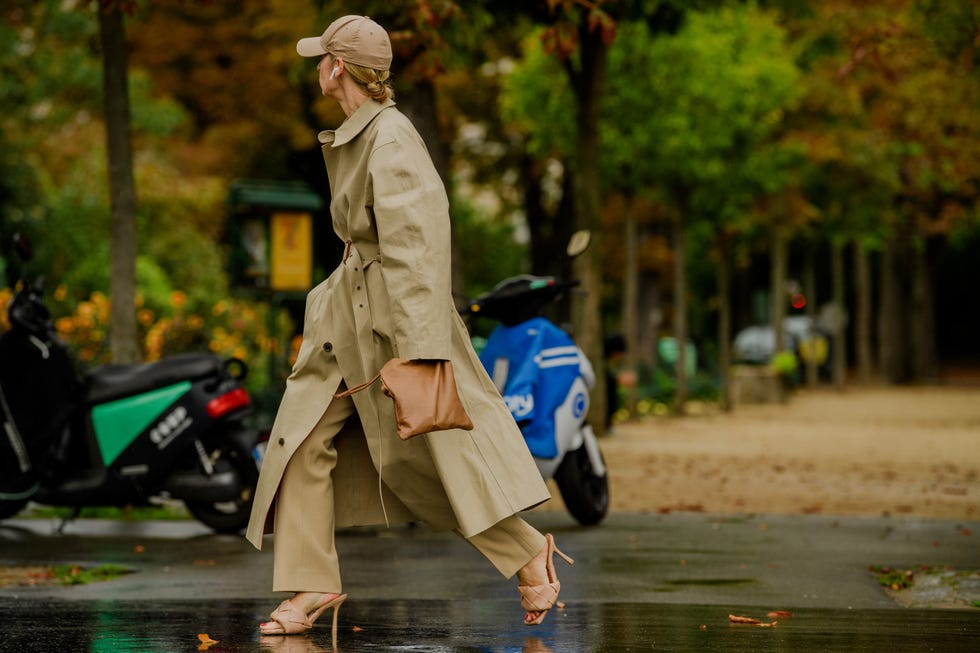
[343,240,352,263]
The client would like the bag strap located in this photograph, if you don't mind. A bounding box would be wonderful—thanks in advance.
[333,372,382,399]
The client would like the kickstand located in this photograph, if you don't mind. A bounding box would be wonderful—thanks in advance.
[56,506,81,534]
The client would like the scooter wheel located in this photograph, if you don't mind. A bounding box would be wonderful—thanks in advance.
[553,440,609,526]
[183,430,258,534]
[0,498,29,520]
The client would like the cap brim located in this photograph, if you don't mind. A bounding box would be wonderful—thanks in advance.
[296,37,325,57]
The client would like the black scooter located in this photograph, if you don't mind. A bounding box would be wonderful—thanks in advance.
[0,234,260,533]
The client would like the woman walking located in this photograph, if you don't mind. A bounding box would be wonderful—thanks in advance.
[245,15,572,645]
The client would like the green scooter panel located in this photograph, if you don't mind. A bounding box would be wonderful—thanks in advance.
[91,381,191,466]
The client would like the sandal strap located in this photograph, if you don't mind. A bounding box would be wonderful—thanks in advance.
[268,602,314,633]
[519,580,561,612]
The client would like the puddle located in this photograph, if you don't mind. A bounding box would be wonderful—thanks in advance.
[2,597,979,652]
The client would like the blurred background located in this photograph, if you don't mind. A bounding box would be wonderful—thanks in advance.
[1,0,977,428]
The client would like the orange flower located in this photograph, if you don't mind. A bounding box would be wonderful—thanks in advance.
[170,290,187,309]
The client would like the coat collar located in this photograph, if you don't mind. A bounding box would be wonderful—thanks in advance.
[317,98,396,148]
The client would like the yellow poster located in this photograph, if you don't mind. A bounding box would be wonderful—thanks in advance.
[270,212,312,291]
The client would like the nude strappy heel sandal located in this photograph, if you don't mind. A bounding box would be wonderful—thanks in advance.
[260,592,347,648]
[519,534,574,626]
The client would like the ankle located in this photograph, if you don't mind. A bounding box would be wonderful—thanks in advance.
[517,548,548,585]
[292,591,338,607]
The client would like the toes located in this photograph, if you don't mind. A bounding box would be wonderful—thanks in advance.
[260,621,285,635]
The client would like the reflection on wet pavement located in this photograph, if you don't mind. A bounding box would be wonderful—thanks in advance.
[1,598,978,652]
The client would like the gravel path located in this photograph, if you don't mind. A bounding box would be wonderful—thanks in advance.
[541,386,979,520]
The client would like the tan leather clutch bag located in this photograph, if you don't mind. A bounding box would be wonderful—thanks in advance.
[335,358,474,440]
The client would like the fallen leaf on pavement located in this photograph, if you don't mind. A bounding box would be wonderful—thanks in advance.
[729,614,777,627]
[728,614,761,624]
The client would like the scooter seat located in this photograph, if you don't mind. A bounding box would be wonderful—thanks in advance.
[85,353,223,405]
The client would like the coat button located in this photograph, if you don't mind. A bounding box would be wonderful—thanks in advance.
[322,342,333,353]
[278,437,285,446]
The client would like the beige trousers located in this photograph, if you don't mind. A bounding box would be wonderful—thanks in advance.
[273,385,546,593]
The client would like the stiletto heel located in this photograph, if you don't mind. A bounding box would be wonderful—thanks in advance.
[260,592,347,645]
[327,596,343,650]
[519,533,574,626]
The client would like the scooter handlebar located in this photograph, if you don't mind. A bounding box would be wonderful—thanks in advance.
[7,281,53,338]
[464,276,579,325]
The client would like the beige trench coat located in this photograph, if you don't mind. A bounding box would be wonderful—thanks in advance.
[245,99,550,548]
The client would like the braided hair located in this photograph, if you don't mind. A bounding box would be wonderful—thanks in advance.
[344,61,394,102]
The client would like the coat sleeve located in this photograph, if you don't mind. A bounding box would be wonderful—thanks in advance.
[368,131,454,361]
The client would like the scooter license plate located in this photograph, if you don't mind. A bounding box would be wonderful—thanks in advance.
[252,441,267,468]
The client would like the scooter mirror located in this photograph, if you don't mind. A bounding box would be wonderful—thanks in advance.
[566,230,592,258]
[12,232,34,263]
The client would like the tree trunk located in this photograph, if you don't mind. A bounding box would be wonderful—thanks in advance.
[622,193,639,417]
[397,80,465,306]
[854,239,874,384]
[802,244,818,387]
[521,154,552,277]
[717,237,732,411]
[911,240,938,381]
[555,166,576,283]
[672,197,688,413]
[638,268,660,379]
[99,3,140,365]
[878,234,907,383]
[830,239,847,389]
[769,223,787,354]
[567,24,608,435]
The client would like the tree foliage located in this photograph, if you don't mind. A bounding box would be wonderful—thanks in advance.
[2,0,979,395]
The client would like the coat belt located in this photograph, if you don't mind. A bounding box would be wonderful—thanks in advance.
[343,240,380,264]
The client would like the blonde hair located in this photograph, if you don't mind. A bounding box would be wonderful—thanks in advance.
[344,61,394,102]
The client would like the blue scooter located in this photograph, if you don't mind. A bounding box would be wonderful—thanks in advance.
[465,239,608,526]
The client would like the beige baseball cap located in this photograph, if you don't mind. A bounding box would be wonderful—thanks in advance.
[296,15,392,70]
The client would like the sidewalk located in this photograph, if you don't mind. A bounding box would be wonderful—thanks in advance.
[2,511,978,651]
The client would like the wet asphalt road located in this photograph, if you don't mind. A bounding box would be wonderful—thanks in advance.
[1,512,978,652]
